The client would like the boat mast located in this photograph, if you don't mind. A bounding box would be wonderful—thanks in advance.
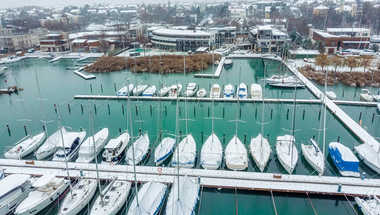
[88,101,104,206]
[235,64,242,140]
[323,66,328,158]
[211,58,215,141]
[34,67,48,138]
[290,69,298,168]
[57,107,73,197]
[175,80,180,201]
[261,63,267,161]
[127,78,139,207]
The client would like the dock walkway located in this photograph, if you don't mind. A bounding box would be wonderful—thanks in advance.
[284,60,380,150]
[1,159,379,196]
[194,57,225,78]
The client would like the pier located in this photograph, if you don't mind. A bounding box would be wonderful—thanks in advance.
[1,159,379,196]
[73,94,378,107]
[74,70,96,80]
[194,57,225,78]
[284,60,380,149]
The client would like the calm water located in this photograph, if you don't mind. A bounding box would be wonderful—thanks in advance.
[0,57,368,214]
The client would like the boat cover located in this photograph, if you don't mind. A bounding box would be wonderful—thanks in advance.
[329,142,359,173]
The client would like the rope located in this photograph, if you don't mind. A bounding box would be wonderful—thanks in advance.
[235,186,238,215]
[343,193,358,215]
[197,185,204,215]
[270,189,278,215]
[306,192,318,215]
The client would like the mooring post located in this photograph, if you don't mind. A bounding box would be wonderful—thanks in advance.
[122,105,124,115]
[244,133,247,144]
[337,136,340,142]
[81,104,83,113]
[68,104,71,113]
[271,109,273,119]
[24,125,27,135]
[372,113,375,123]
[90,84,92,92]
[180,131,182,141]
[303,109,305,119]
[239,107,242,118]
[94,104,97,114]
[6,124,10,132]
[150,105,152,116]
[119,128,121,134]
[223,107,225,118]
[194,106,196,116]
[359,112,362,121]
[223,132,225,144]
[208,107,210,117]
[101,84,103,93]
[135,105,138,116]
[201,132,203,143]
[108,104,110,114]
[114,83,116,92]
[354,90,356,98]
[255,108,257,119]
[313,135,315,140]
[318,109,321,120]
[342,90,345,97]
[80,127,82,131]
[54,104,57,113]
[287,109,289,119]
[165,106,167,116]
[43,125,45,131]
[267,134,269,140]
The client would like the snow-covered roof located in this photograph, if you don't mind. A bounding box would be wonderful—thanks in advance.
[46,33,62,37]
[153,29,211,37]
[326,28,369,33]
[314,31,339,38]
[272,29,287,36]
[72,39,87,43]
[0,174,30,197]
[256,25,272,31]
[314,5,329,10]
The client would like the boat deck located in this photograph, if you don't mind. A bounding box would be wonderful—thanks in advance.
[1,159,379,196]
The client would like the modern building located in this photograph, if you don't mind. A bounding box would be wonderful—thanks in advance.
[150,28,213,51]
[230,8,246,19]
[0,26,40,52]
[310,28,370,54]
[39,32,70,52]
[249,25,288,53]
[209,26,236,48]
[29,28,48,40]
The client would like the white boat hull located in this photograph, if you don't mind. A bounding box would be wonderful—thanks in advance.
[76,128,109,163]
[58,179,97,215]
[201,133,223,170]
[249,133,271,172]
[355,196,380,215]
[197,88,206,97]
[90,181,131,215]
[125,133,150,165]
[301,142,324,175]
[172,134,197,168]
[276,135,298,174]
[154,137,176,166]
[15,179,69,215]
[5,132,46,159]
[225,136,248,171]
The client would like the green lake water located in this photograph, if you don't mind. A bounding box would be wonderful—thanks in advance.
[0,57,370,214]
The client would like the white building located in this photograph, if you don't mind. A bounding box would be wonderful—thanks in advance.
[250,25,288,53]
[230,8,246,19]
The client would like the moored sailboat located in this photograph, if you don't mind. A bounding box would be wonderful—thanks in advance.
[76,128,109,163]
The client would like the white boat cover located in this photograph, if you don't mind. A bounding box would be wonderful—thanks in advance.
[223,84,234,98]
[117,84,134,96]
[172,134,197,168]
[143,85,156,96]
[127,181,168,215]
[104,133,130,149]
[201,133,223,170]
[5,132,46,159]
[355,142,380,173]
[225,135,248,170]
[33,174,56,188]
[36,127,69,158]
[276,135,298,174]
[0,174,30,197]
[209,84,221,98]
[237,83,247,99]
[249,133,271,172]
[326,91,337,100]
[250,84,262,98]
[126,134,150,165]
[301,139,325,174]
[133,85,148,95]
[158,86,170,96]
[154,137,176,165]
[196,88,206,97]
[77,128,109,162]
[165,176,200,215]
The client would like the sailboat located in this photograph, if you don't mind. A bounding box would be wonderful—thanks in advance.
[133,84,148,96]
[301,67,328,175]
[166,91,200,215]
[355,195,380,215]
[0,174,35,215]
[155,136,176,166]
[172,94,197,168]
[250,84,262,98]
[201,73,222,170]
[250,67,271,172]
[52,130,86,162]
[165,176,200,215]
[276,74,300,174]
[59,104,102,215]
[209,84,221,98]
[142,85,156,96]
[101,132,130,165]
[5,68,47,159]
[14,174,69,215]
[223,83,234,98]
[185,83,197,97]
[125,133,150,165]
[127,181,168,215]
[197,88,206,97]
[225,65,248,171]
[117,84,134,96]
[35,127,72,160]
[90,178,131,215]
[158,83,170,97]
[76,128,109,163]
[237,82,247,99]
[360,89,374,102]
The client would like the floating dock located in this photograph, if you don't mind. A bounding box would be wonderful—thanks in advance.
[194,57,225,78]
[74,70,96,80]
[0,159,379,196]
[73,94,378,107]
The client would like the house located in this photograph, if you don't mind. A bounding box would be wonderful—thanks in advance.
[250,25,288,53]
[313,5,329,16]
[230,8,246,19]
[0,26,39,52]
[39,32,70,52]
[310,28,370,54]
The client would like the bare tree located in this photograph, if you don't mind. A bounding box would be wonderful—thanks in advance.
[99,33,109,55]
[135,35,150,55]
[329,55,343,79]
[315,53,329,73]
[360,55,374,73]
[344,56,358,73]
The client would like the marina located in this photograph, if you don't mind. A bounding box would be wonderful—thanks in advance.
[0,56,379,214]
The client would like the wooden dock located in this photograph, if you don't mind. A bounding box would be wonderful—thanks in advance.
[1,159,379,196]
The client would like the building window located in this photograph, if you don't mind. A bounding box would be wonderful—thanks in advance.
[332,42,335,45]
[323,42,326,46]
